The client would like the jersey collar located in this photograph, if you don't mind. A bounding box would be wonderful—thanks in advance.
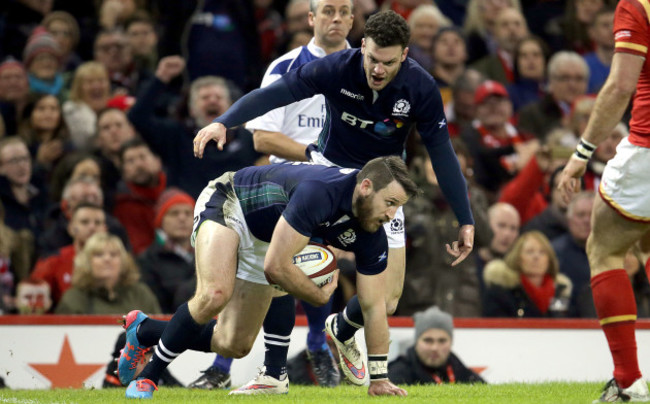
[307,37,351,58]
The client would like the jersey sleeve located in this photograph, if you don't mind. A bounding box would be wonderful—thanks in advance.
[351,230,389,275]
[613,0,650,58]
[283,57,335,100]
[246,60,286,132]
[281,181,337,236]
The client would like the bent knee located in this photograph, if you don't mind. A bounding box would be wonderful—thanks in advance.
[213,336,254,358]
[194,288,231,313]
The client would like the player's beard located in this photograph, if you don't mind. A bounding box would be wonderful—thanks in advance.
[355,193,382,233]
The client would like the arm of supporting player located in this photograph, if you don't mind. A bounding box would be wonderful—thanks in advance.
[253,129,309,162]
[425,138,474,226]
[265,216,338,306]
[213,79,302,128]
[580,52,642,146]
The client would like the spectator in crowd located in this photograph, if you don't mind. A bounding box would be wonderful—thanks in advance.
[461,80,536,199]
[93,28,151,96]
[285,0,313,37]
[62,62,111,150]
[445,68,485,137]
[567,94,596,139]
[94,107,137,203]
[30,202,107,309]
[42,11,82,73]
[406,4,452,72]
[48,152,102,206]
[113,138,166,255]
[0,198,34,315]
[471,7,529,86]
[463,0,522,64]
[0,137,47,236]
[22,28,66,99]
[125,11,158,72]
[99,0,138,30]
[127,56,262,198]
[254,0,284,66]
[517,51,589,140]
[431,27,468,108]
[388,306,485,384]
[583,6,615,94]
[483,231,572,317]
[0,0,53,62]
[507,35,550,113]
[37,176,130,258]
[551,191,594,311]
[183,0,262,92]
[500,128,576,229]
[55,232,160,314]
[549,0,609,54]
[0,59,30,136]
[138,188,195,314]
[18,93,71,174]
[14,279,52,314]
[476,202,520,294]
[400,141,490,317]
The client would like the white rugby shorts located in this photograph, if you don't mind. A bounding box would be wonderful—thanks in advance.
[599,137,650,222]
[192,172,272,285]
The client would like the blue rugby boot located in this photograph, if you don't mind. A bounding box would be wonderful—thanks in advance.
[118,310,150,385]
[126,378,158,399]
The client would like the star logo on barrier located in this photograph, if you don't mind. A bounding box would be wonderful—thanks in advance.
[28,335,105,388]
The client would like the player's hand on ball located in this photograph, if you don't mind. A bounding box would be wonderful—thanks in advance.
[368,380,408,396]
[315,269,339,306]
[194,122,227,158]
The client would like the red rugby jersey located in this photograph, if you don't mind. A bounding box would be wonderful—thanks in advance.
[614,0,650,146]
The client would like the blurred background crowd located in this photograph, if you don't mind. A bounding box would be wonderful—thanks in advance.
[0,0,639,324]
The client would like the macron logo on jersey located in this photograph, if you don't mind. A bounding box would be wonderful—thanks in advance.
[340,88,365,101]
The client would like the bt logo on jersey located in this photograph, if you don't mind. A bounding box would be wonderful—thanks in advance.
[341,112,373,129]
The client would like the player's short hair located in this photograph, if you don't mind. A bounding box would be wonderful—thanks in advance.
[364,10,410,49]
[357,156,419,198]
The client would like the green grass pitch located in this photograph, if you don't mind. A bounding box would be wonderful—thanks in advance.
[0,382,615,403]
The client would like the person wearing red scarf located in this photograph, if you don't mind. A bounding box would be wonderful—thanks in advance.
[482,231,572,317]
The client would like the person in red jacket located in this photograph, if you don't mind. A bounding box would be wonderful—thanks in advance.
[113,138,166,254]
[29,202,106,308]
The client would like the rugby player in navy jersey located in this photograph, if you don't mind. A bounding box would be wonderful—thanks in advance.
[194,10,475,388]
[119,157,417,398]
[191,0,356,391]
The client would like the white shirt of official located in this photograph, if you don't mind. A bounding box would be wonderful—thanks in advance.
[246,38,351,164]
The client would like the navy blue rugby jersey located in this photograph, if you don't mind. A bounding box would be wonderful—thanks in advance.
[283,49,449,169]
[232,162,388,275]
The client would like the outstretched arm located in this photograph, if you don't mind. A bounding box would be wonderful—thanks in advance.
[357,271,408,396]
[194,80,302,158]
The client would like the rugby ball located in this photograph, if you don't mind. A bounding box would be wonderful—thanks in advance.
[266,243,337,292]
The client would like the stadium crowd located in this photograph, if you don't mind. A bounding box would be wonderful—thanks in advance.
[0,0,643,389]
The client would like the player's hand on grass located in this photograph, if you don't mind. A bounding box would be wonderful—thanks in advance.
[194,122,227,158]
[368,380,408,396]
[446,224,474,266]
[557,155,588,205]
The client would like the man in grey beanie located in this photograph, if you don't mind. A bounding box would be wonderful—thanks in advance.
[388,306,485,385]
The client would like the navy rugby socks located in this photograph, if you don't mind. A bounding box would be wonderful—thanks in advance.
[334,295,364,342]
[138,303,215,382]
[263,295,295,379]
